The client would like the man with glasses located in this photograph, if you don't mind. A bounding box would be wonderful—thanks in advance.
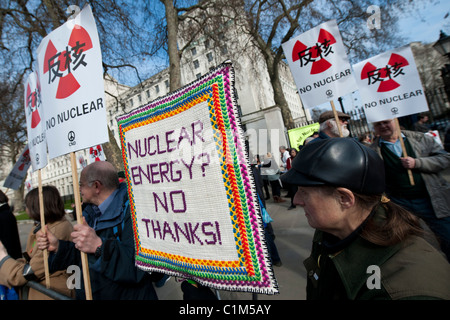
[37,161,159,299]
[371,119,450,262]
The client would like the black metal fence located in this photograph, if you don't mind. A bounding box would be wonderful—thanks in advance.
[347,107,371,140]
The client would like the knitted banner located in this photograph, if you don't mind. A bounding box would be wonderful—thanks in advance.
[117,62,278,294]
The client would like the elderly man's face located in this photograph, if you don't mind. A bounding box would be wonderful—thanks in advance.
[79,171,97,204]
[373,119,395,138]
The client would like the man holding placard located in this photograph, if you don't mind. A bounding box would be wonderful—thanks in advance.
[35,5,110,299]
[37,161,159,299]
[353,44,450,262]
[370,119,450,262]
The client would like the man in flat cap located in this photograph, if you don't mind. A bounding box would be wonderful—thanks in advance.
[314,110,351,141]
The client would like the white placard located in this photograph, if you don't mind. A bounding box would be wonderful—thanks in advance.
[282,20,357,108]
[24,71,48,171]
[3,145,31,190]
[352,45,429,123]
[36,5,108,159]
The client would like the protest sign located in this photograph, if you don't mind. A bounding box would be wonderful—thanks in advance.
[36,4,108,159]
[24,71,51,287]
[288,122,320,148]
[78,154,87,168]
[25,180,33,192]
[352,45,429,123]
[89,144,105,162]
[3,145,31,190]
[282,20,357,109]
[34,4,105,299]
[24,71,48,171]
[117,62,279,294]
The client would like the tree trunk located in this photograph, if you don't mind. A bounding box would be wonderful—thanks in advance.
[162,0,182,91]
[103,128,124,172]
[264,47,295,129]
[270,70,295,129]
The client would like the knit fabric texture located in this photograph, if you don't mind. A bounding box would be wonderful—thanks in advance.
[116,62,279,294]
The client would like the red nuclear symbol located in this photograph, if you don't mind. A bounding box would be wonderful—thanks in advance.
[18,149,30,171]
[26,79,41,129]
[361,53,409,92]
[43,25,93,99]
[292,28,336,75]
[90,145,103,161]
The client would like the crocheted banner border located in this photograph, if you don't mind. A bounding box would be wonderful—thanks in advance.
[117,62,278,294]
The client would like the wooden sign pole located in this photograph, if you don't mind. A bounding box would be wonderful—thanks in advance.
[394,118,415,186]
[330,100,343,137]
[37,169,50,289]
[70,152,93,300]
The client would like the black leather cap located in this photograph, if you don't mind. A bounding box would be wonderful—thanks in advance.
[281,138,385,195]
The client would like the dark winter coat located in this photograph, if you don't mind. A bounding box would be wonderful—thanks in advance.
[371,130,450,218]
[48,183,158,300]
[0,203,22,260]
[304,206,450,300]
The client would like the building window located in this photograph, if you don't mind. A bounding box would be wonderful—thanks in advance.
[165,80,169,88]
[138,94,142,103]
[191,47,197,56]
[146,90,150,98]
[193,60,200,69]
[155,85,159,93]
[196,73,202,79]
[129,99,134,107]
[207,52,213,62]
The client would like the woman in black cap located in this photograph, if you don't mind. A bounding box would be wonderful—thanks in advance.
[281,138,450,300]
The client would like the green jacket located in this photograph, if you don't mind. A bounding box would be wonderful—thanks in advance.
[304,209,450,300]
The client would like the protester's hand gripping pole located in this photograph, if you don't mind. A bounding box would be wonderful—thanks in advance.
[70,152,93,300]
[38,169,50,289]
[330,100,343,137]
[394,118,415,186]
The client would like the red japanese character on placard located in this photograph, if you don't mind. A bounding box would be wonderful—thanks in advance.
[26,80,42,129]
[43,25,93,99]
[18,149,31,171]
[361,53,409,92]
[291,28,336,74]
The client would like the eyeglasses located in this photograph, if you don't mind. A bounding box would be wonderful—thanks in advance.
[79,180,101,188]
